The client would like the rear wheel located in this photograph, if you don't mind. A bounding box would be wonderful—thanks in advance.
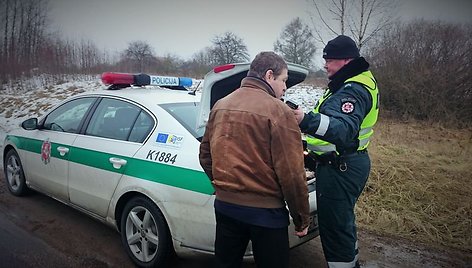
[120,196,172,267]
[4,149,29,196]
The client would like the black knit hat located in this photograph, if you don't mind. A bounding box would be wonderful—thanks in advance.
[323,35,359,59]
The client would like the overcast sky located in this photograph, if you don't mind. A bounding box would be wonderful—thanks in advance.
[48,0,472,65]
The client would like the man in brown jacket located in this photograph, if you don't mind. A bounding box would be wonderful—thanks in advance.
[199,51,310,268]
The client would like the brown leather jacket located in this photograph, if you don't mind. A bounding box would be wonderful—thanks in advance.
[199,76,310,231]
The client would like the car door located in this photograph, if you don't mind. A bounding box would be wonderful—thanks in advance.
[68,97,154,217]
[24,97,97,201]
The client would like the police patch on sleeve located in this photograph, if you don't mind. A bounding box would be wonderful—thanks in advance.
[341,101,355,114]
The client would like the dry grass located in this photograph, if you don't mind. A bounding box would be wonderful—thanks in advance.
[357,118,472,252]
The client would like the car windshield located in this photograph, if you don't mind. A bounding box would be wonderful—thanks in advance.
[160,102,203,139]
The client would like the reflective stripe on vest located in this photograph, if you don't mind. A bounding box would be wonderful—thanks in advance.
[306,127,372,153]
[306,71,378,154]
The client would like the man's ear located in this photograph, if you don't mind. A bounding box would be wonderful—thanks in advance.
[264,69,274,81]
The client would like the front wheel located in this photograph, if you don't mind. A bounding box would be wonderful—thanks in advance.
[4,149,29,196]
[120,196,172,267]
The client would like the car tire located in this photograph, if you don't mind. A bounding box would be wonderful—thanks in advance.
[120,196,172,267]
[4,149,29,196]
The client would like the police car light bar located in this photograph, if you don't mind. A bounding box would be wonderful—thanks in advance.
[101,72,193,87]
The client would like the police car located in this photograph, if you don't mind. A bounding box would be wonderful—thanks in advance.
[3,63,318,267]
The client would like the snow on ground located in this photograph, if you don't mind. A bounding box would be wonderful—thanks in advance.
[0,75,324,169]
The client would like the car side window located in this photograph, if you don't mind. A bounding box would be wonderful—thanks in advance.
[43,97,95,133]
[85,98,153,142]
[128,111,154,143]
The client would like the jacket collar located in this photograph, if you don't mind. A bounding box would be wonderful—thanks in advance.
[241,76,276,98]
[328,57,370,92]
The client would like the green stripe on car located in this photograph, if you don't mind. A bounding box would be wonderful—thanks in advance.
[6,135,214,195]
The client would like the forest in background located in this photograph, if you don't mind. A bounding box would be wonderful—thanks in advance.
[1,0,471,125]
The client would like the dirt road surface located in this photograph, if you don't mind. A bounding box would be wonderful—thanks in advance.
[0,168,470,268]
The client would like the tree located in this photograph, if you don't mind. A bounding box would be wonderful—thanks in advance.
[274,17,317,67]
[76,39,99,73]
[121,41,155,72]
[189,47,213,77]
[192,47,213,67]
[308,0,398,49]
[209,32,250,65]
[367,20,472,125]
[155,53,183,75]
[0,0,48,78]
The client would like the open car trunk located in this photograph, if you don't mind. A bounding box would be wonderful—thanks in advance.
[196,62,310,136]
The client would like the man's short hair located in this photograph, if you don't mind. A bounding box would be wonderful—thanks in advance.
[247,52,287,79]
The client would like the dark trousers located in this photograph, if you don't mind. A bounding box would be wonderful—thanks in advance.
[316,152,370,267]
[214,211,289,268]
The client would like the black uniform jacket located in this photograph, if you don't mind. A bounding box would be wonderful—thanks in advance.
[299,57,373,154]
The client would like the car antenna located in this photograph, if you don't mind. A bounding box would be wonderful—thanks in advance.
[188,80,201,95]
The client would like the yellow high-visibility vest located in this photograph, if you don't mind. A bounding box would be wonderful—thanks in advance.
[305,70,378,154]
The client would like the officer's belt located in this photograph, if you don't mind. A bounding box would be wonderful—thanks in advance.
[310,150,367,166]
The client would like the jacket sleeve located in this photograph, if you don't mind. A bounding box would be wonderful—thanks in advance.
[299,83,372,150]
[199,116,213,181]
[271,107,310,231]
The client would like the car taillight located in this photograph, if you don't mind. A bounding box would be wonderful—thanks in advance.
[213,64,235,73]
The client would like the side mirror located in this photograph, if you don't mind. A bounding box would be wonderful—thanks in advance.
[21,118,38,130]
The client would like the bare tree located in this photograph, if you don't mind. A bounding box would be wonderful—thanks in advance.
[187,47,213,77]
[155,53,183,76]
[308,0,398,49]
[0,0,11,79]
[0,0,48,78]
[192,47,213,66]
[17,0,48,67]
[0,0,117,78]
[210,32,250,65]
[367,20,472,125]
[121,41,155,72]
[77,39,100,73]
[274,17,317,67]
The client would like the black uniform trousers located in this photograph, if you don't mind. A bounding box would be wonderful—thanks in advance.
[316,151,370,268]
[214,211,289,268]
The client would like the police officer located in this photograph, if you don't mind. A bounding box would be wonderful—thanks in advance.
[294,35,379,268]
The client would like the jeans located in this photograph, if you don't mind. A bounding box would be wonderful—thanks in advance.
[214,211,289,268]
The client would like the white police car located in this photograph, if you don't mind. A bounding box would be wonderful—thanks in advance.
[3,63,318,267]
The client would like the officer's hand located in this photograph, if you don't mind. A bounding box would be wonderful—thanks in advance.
[295,226,308,237]
[293,107,305,124]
